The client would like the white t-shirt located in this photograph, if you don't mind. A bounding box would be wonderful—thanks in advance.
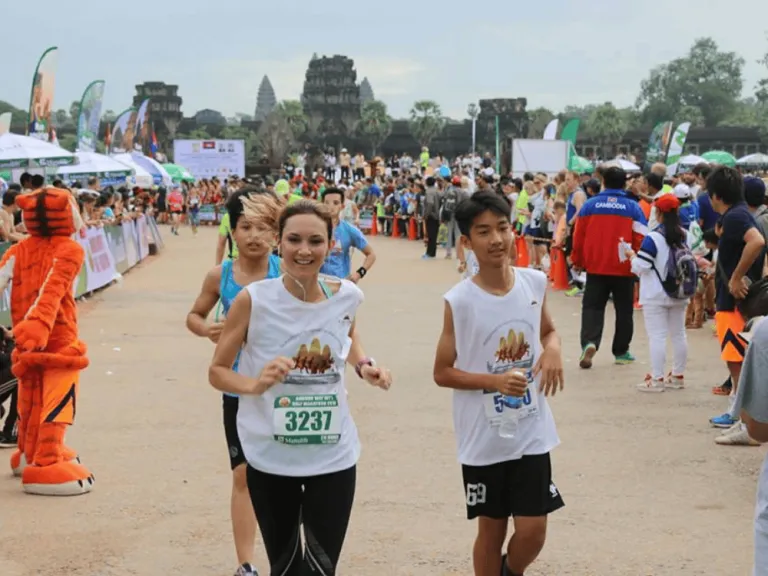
[443,268,560,466]
[237,278,363,477]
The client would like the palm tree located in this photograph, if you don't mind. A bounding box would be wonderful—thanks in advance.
[358,100,392,156]
[275,100,309,140]
[408,100,445,148]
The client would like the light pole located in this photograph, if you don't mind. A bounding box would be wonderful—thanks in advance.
[467,103,478,158]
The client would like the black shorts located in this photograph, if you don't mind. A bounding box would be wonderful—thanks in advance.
[222,394,246,469]
[461,453,564,520]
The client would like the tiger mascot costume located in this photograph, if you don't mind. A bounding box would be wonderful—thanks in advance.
[0,187,94,496]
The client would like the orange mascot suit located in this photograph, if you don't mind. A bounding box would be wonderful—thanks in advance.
[0,187,94,496]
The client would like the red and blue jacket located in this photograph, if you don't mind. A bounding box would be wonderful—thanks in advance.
[571,189,648,277]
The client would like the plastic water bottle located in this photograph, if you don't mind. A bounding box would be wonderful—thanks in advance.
[498,395,523,439]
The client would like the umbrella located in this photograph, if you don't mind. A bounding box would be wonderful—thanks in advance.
[601,158,641,172]
[569,155,593,173]
[162,162,195,182]
[140,155,173,186]
[0,133,75,169]
[678,154,708,166]
[57,152,134,186]
[702,150,736,167]
[110,153,154,188]
[737,153,768,166]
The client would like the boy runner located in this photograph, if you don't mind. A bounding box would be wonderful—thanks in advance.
[433,191,565,576]
[320,187,376,281]
[187,189,283,576]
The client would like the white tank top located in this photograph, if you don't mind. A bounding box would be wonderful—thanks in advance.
[443,268,560,466]
[236,277,363,477]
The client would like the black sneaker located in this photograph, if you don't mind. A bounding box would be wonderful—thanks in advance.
[0,430,17,449]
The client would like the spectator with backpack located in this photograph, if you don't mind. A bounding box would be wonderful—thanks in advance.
[441,176,467,259]
[626,194,695,392]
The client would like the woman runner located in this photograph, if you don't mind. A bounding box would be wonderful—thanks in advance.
[209,200,392,575]
[187,188,282,576]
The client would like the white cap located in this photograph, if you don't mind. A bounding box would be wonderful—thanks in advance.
[673,183,692,200]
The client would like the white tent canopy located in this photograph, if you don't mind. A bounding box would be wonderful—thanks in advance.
[112,152,171,187]
[737,153,768,166]
[57,152,134,179]
[600,158,641,172]
[110,153,154,188]
[0,133,75,169]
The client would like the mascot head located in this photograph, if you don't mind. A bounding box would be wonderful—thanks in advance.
[16,187,85,237]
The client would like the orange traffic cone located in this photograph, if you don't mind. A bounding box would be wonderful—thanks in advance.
[551,247,570,290]
[408,217,417,240]
[393,215,400,238]
[370,215,378,236]
[515,235,529,268]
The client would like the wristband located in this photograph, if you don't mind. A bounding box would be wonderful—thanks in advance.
[355,357,375,378]
[356,266,367,279]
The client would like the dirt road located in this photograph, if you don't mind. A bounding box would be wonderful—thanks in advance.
[0,227,762,575]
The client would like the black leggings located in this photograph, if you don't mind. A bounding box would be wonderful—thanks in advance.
[247,464,356,575]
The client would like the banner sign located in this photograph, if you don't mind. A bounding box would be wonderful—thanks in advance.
[173,139,245,180]
[110,108,136,154]
[665,122,692,176]
[76,80,106,153]
[27,47,59,142]
[0,217,163,325]
[645,121,674,169]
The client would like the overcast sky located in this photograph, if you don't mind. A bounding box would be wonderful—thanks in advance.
[3,0,766,121]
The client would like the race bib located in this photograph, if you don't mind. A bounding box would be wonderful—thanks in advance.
[482,372,539,426]
[273,394,341,445]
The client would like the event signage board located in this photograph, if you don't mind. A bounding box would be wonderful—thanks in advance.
[173,139,245,180]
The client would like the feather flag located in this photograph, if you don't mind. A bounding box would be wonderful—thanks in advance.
[150,128,158,158]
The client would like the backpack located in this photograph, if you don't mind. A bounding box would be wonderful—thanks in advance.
[645,234,698,299]
[441,186,458,223]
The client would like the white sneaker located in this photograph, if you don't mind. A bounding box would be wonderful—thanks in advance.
[714,423,760,446]
[665,374,685,390]
[637,375,665,393]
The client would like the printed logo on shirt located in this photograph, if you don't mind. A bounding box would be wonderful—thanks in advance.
[284,336,341,386]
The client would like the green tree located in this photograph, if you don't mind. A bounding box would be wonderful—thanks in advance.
[69,100,80,124]
[54,109,69,127]
[585,103,626,156]
[275,100,308,139]
[527,107,556,138]
[636,37,745,127]
[358,100,392,155]
[187,128,212,139]
[102,109,117,123]
[409,100,445,147]
[257,111,293,167]
[756,33,768,104]
[57,133,77,151]
[720,98,768,138]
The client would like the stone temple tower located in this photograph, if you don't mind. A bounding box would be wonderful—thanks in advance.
[254,75,277,121]
[359,77,374,105]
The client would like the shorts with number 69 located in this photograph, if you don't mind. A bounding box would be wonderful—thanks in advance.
[461,453,564,520]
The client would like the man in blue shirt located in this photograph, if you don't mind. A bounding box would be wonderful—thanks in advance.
[320,187,377,281]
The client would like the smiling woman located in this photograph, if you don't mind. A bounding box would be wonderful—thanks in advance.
[208,198,392,575]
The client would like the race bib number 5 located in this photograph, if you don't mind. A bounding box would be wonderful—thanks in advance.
[273,394,341,445]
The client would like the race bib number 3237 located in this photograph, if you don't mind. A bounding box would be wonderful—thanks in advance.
[273,394,341,445]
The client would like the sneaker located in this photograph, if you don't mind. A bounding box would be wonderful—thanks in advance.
[665,374,685,390]
[421,254,434,260]
[710,413,738,429]
[614,352,636,365]
[637,375,665,393]
[714,423,760,446]
[0,431,16,448]
[565,286,583,297]
[234,563,258,576]
[579,343,597,369]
